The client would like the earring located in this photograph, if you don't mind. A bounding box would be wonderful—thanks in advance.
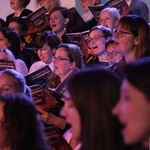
[64,23,67,31]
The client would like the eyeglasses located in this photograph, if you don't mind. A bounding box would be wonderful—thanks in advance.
[34,47,50,54]
[105,50,119,58]
[89,35,105,45]
[0,85,12,95]
[51,56,70,62]
[113,29,133,38]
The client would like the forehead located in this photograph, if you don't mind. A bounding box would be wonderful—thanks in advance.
[50,10,62,16]
[89,29,103,36]
[55,47,68,55]
[9,21,20,27]
[100,11,112,17]
[0,74,15,84]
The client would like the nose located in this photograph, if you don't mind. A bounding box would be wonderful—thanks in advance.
[60,105,67,118]
[111,101,121,116]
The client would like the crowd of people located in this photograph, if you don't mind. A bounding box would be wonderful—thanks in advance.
[0,0,149,149]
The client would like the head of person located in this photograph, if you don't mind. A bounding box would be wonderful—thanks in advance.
[105,39,122,65]
[8,17,28,41]
[52,43,84,81]
[112,57,150,148]
[34,30,60,64]
[61,68,124,149]
[99,7,121,31]
[79,0,99,13]
[0,27,20,59]
[0,69,30,97]
[9,0,31,10]
[113,15,150,61]
[0,94,49,150]
[36,0,60,12]
[89,25,112,56]
[49,6,73,35]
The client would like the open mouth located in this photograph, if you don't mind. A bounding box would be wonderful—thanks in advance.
[92,46,98,49]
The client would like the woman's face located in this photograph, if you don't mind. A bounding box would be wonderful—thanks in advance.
[49,10,67,34]
[112,79,150,145]
[99,11,117,30]
[0,32,11,49]
[89,29,106,55]
[60,91,81,140]
[36,43,53,64]
[0,74,17,95]
[113,25,137,57]
[9,0,22,10]
[53,47,74,81]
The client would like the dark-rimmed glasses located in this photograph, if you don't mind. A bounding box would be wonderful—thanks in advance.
[51,56,70,62]
[88,35,105,45]
[105,50,119,58]
[113,29,133,38]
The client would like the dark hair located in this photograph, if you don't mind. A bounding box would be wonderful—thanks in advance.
[123,57,150,101]
[116,15,150,58]
[8,17,28,32]
[34,30,60,49]
[105,39,115,49]
[19,0,31,8]
[0,27,20,59]
[0,94,49,150]
[89,25,112,39]
[67,68,126,150]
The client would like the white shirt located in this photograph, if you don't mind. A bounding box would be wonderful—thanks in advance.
[28,61,54,74]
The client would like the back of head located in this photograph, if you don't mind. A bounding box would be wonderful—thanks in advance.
[123,57,150,101]
[0,94,48,150]
[67,68,123,149]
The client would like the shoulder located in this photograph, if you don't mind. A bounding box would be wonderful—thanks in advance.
[28,61,46,74]
[20,9,33,16]
[15,59,28,76]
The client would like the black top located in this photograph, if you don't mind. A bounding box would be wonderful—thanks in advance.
[6,8,33,25]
